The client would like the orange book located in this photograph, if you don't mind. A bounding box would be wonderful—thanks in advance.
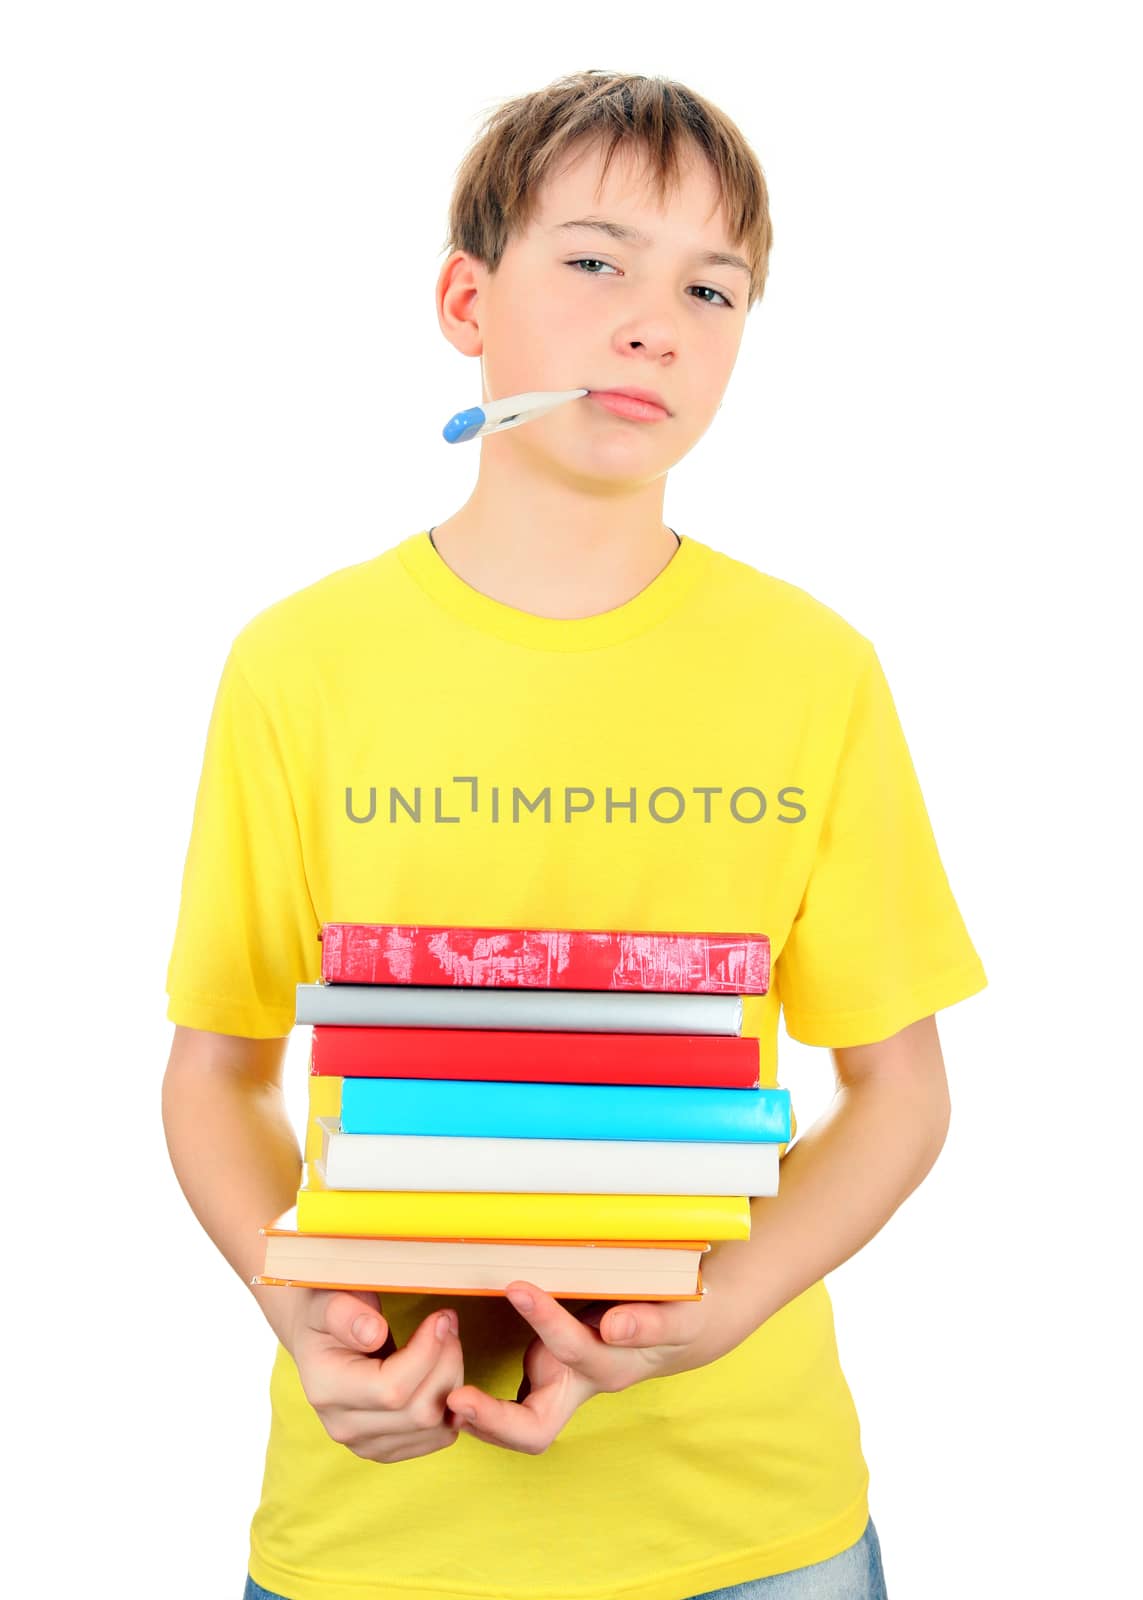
[254,1208,709,1300]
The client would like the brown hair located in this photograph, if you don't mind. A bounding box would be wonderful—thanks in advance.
[441,69,774,312]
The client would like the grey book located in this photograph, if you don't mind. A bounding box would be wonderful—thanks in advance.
[294,982,744,1034]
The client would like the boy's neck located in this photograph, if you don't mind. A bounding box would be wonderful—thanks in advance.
[425,517,682,622]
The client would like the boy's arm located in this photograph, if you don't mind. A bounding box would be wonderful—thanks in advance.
[699,1012,952,1348]
[434,1013,954,1452]
[161,1025,303,1351]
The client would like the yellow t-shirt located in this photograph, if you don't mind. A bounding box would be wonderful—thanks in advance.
[166,529,987,1600]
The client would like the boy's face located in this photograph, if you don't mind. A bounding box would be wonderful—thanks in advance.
[440,137,751,480]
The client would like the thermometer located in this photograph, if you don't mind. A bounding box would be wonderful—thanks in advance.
[441,388,590,444]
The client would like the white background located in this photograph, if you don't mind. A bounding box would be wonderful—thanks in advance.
[4,3,1139,1595]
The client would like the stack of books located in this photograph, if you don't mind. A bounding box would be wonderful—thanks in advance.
[254,922,791,1303]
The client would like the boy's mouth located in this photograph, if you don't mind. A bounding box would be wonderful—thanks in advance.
[587,388,671,422]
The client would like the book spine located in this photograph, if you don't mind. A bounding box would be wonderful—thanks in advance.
[254,1272,704,1303]
[337,1077,792,1143]
[265,1239,701,1268]
[310,1025,761,1087]
[295,983,744,1034]
[320,922,770,995]
[257,1241,704,1300]
[295,1175,752,1241]
[316,1124,780,1198]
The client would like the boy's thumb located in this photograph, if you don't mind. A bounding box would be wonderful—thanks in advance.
[332,1290,387,1350]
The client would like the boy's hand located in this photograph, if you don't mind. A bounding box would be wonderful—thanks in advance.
[283,1287,465,1464]
[444,1279,718,1455]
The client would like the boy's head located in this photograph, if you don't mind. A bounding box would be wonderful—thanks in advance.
[436,70,772,478]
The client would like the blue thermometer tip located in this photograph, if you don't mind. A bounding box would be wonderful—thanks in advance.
[442,406,487,444]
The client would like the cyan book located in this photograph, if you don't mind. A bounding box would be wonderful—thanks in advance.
[338,1075,791,1142]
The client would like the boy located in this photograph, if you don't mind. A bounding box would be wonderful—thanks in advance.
[164,69,986,1600]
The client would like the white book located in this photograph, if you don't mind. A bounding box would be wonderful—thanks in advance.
[316,1116,780,1197]
[295,982,743,1034]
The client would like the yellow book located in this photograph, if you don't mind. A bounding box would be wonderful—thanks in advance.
[294,1159,751,1241]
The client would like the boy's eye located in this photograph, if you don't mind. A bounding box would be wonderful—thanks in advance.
[564,257,734,310]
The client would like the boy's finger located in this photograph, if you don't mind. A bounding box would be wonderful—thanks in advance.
[367,1311,462,1408]
[326,1309,460,1414]
[601,1297,704,1349]
[446,1377,577,1454]
[320,1289,390,1352]
[504,1282,602,1373]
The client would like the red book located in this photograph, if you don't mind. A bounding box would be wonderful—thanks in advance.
[319,922,770,995]
[310,1024,761,1087]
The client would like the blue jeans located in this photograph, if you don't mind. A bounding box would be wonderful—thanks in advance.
[244,1514,887,1599]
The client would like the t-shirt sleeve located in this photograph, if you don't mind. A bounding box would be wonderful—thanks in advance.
[165,641,320,1038]
[777,640,988,1047]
